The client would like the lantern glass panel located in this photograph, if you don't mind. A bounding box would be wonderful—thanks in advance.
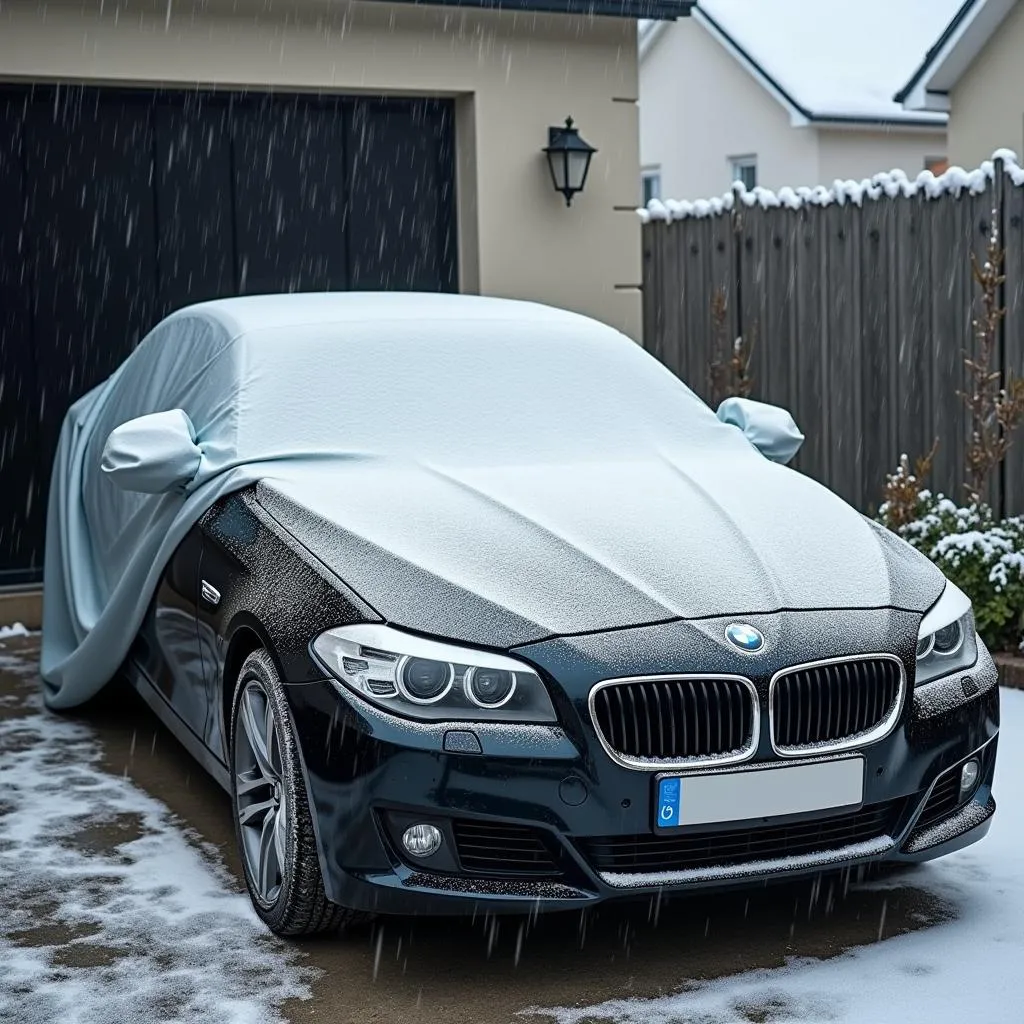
[566,150,590,191]
[546,150,566,192]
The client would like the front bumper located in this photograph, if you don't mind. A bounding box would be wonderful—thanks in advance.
[287,612,1000,916]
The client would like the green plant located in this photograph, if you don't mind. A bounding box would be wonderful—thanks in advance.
[879,488,1024,652]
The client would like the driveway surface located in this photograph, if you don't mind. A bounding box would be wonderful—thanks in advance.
[0,633,1017,1024]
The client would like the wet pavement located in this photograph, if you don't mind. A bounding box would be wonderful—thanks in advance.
[0,634,958,1024]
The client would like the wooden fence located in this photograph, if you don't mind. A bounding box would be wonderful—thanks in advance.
[641,160,1024,515]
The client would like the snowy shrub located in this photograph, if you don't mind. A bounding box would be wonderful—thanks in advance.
[880,450,936,530]
[879,490,1024,652]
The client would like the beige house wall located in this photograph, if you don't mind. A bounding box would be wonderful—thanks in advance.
[948,0,1024,168]
[0,0,642,338]
[816,128,947,184]
[640,19,819,200]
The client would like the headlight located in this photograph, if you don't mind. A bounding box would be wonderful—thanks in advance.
[311,623,557,723]
[915,582,979,687]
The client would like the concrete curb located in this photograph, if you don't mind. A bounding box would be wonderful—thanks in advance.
[0,588,42,631]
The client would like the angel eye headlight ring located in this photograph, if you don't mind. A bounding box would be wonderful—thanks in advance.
[396,656,454,704]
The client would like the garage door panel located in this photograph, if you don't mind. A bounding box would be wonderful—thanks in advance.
[26,90,158,411]
[24,90,159,580]
[347,99,457,292]
[0,103,41,584]
[232,97,349,295]
[154,100,235,319]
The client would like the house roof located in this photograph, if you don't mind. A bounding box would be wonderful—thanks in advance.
[896,0,1016,111]
[641,0,962,127]
[396,0,694,18]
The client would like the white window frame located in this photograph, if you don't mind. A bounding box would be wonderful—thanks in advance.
[729,155,757,190]
[641,167,662,205]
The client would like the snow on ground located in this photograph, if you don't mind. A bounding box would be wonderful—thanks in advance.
[0,622,30,639]
[531,688,1023,1024]
[0,642,315,1024]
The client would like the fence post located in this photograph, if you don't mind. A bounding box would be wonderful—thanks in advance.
[1001,161,1024,516]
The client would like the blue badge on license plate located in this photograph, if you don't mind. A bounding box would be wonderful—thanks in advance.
[657,777,681,828]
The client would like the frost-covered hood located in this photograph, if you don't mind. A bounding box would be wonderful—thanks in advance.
[256,453,945,650]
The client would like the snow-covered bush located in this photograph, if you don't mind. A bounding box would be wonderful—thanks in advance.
[880,489,1024,652]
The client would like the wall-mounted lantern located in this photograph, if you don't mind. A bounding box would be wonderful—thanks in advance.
[543,117,596,207]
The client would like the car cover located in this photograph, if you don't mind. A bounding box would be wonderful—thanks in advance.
[41,293,945,708]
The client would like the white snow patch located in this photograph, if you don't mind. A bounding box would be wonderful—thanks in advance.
[693,0,961,123]
[0,647,315,1023]
[0,651,38,678]
[639,151,1022,223]
[529,688,1024,1024]
[0,622,30,638]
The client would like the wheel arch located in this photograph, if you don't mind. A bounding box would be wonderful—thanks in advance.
[222,615,278,745]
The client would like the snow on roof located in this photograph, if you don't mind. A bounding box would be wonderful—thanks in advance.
[639,148,1024,221]
[660,0,967,125]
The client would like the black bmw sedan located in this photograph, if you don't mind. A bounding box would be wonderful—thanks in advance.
[42,293,998,936]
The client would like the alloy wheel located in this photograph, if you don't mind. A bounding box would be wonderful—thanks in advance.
[234,680,289,906]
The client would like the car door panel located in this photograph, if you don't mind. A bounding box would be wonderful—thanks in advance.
[131,524,210,740]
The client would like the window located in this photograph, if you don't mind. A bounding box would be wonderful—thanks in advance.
[641,168,662,205]
[730,156,757,190]
[925,155,949,175]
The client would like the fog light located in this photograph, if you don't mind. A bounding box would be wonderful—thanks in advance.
[402,823,443,858]
[960,759,980,797]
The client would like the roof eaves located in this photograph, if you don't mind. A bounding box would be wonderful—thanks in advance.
[810,113,949,130]
[899,82,952,114]
[639,5,698,59]
[894,0,980,104]
[381,0,695,17]
[896,0,1017,110]
[639,20,668,58]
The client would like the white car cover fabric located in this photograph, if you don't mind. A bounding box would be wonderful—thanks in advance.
[42,292,941,709]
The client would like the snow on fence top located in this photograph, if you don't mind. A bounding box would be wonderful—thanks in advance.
[639,150,1024,224]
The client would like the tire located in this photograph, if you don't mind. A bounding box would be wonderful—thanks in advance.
[229,649,363,936]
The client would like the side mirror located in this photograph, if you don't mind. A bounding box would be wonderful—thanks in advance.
[101,409,202,494]
[716,397,804,465]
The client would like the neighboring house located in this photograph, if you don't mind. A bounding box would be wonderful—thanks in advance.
[897,0,1024,167]
[639,0,961,202]
[0,0,693,589]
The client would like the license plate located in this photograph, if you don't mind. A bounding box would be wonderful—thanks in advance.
[656,757,864,829]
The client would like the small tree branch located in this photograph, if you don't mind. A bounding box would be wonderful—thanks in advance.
[961,211,1024,502]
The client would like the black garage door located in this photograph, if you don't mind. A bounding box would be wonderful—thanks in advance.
[0,86,457,585]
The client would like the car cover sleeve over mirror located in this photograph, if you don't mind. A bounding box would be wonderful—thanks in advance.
[101,409,203,494]
[716,397,805,465]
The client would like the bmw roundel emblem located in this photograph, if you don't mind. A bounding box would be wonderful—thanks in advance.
[726,622,764,653]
